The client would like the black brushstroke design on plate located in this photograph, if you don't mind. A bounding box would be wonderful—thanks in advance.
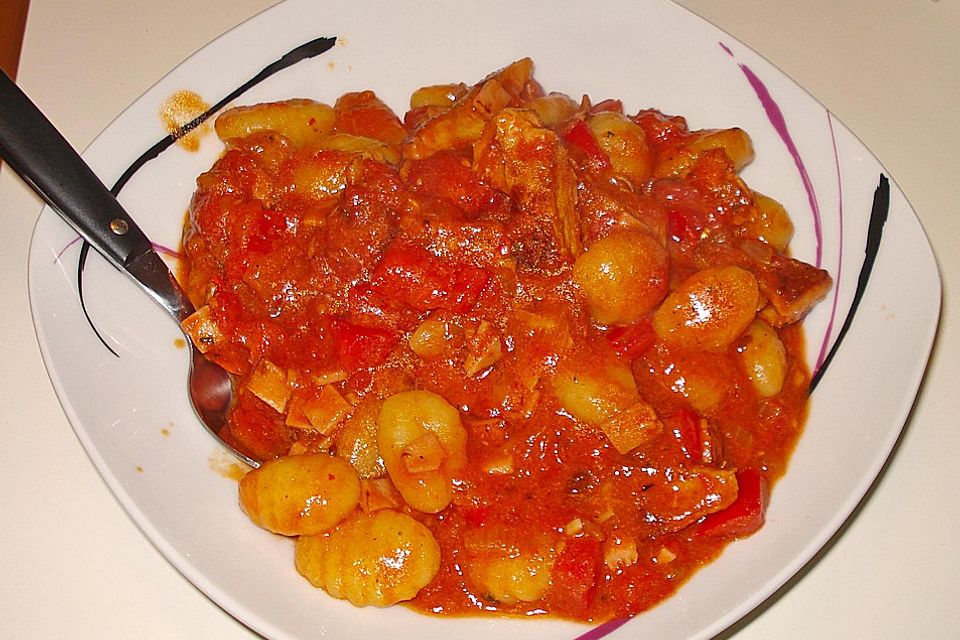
[75,241,118,355]
[76,36,338,356]
[811,174,890,391]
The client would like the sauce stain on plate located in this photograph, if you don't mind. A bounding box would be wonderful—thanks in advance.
[209,449,251,481]
[160,90,212,151]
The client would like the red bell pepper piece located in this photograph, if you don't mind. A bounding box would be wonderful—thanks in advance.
[671,408,703,463]
[562,119,612,171]
[606,317,655,359]
[697,467,769,538]
[667,207,705,244]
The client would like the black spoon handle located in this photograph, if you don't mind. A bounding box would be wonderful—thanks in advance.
[0,69,153,268]
[0,69,193,320]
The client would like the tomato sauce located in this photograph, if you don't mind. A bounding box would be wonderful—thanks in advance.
[181,58,830,621]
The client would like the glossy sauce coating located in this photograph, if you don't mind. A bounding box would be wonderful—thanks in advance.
[180,59,831,621]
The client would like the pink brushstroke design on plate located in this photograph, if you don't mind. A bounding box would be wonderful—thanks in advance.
[720,42,825,268]
[54,235,83,263]
[56,236,181,263]
[572,617,631,640]
[815,113,844,373]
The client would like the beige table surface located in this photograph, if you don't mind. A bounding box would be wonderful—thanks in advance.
[2,1,957,638]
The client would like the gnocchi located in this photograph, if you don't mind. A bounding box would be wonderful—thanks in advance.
[377,390,468,513]
[747,192,794,252]
[572,230,669,325]
[587,111,653,184]
[654,127,755,178]
[738,319,789,397]
[295,510,441,606]
[468,552,554,605]
[551,347,640,424]
[238,454,360,536]
[215,99,335,147]
[652,266,760,351]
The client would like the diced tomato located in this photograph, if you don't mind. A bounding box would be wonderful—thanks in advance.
[561,119,612,171]
[447,266,491,312]
[606,317,655,359]
[372,242,489,312]
[654,178,712,246]
[371,243,450,311]
[552,537,601,611]
[210,284,241,320]
[347,368,373,393]
[226,390,291,461]
[223,202,280,277]
[334,90,407,146]
[250,208,287,253]
[194,149,262,205]
[332,319,397,371]
[405,152,499,216]
[697,467,769,538]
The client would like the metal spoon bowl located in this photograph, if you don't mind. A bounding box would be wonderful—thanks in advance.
[0,70,259,468]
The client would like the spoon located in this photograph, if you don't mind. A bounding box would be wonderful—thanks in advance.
[0,70,259,468]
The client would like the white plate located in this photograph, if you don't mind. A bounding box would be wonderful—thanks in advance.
[28,1,940,638]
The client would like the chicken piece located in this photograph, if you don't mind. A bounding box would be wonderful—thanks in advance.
[643,466,738,532]
[576,179,667,247]
[474,108,581,268]
[755,252,833,327]
[463,320,504,377]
